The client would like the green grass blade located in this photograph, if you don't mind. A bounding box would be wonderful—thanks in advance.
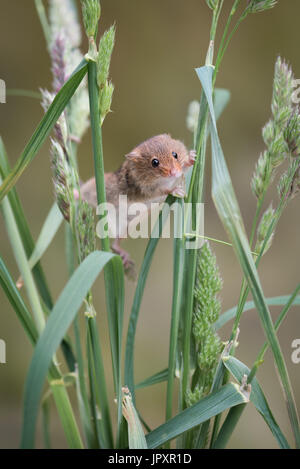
[87,60,125,441]
[0,137,53,308]
[1,139,75,369]
[27,203,63,270]
[86,323,108,449]
[146,382,249,448]
[6,89,42,100]
[20,250,115,448]
[197,65,300,447]
[215,295,300,331]
[213,88,230,121]
[124,198,172,399]
[219,356,290,449]
[34,0,51,46]
[136,368,168,390]
[0,254,81,449]
[86,316,113,448]
[249,284,300,381]
[42,397,51,449]
[49,378,84,449]
[213,286,300,448]
[0,256,37,345]
[0,59,88,202]
[166,200,185,424]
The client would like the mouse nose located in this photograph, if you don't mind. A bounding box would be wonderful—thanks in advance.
[170,166,182,178]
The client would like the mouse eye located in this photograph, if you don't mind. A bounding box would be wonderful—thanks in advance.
[151,158,160,168]
[172,152,178,159]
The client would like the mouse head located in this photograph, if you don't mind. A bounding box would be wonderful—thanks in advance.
[125,134,189,186]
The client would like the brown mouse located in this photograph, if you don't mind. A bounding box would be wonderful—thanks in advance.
[80,134,195,271]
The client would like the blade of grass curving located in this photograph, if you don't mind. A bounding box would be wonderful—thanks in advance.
[215,294,300,331]
[146,382,249,448]
[197,65,300,447]
[136,368,168,390]
[216,356,290,449]
[0,58,88,202]
[20,250,117,448]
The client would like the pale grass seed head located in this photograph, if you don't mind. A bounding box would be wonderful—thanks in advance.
[247,0,278,13]
[81,0,101,39]
[49,0,82,49]
[251,57,296,199]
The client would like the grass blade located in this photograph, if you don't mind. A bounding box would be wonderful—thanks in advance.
[0,59,88,202]
[218,355,290,449]
[136,368,168,390]
[42,397,51,449]
[197,65,300,447]
[0,256,37,345]
[0,137,53,309]
[213,284,300,448]
[20,250,117,448]
[166,199,184,423]
[87,60,125,441]
[86,316,113,448]
[86,323,109,448]
[27,203,63,271]
[125,198,172,399]
[146,382,249,448]
[215,294,300,331]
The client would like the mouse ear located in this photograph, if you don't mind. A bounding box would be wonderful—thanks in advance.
[125,151,140,161]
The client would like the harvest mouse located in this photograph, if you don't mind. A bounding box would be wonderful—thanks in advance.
[80,134,196,272]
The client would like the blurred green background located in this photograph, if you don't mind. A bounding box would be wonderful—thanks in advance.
[0,0,299,449]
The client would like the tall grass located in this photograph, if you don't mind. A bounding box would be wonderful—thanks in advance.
[0,0,299,449]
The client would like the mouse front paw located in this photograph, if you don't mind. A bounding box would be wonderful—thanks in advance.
[188,150,196,166]
[170,186,186,198]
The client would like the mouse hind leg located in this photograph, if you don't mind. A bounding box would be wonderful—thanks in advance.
[112,238,136,280]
